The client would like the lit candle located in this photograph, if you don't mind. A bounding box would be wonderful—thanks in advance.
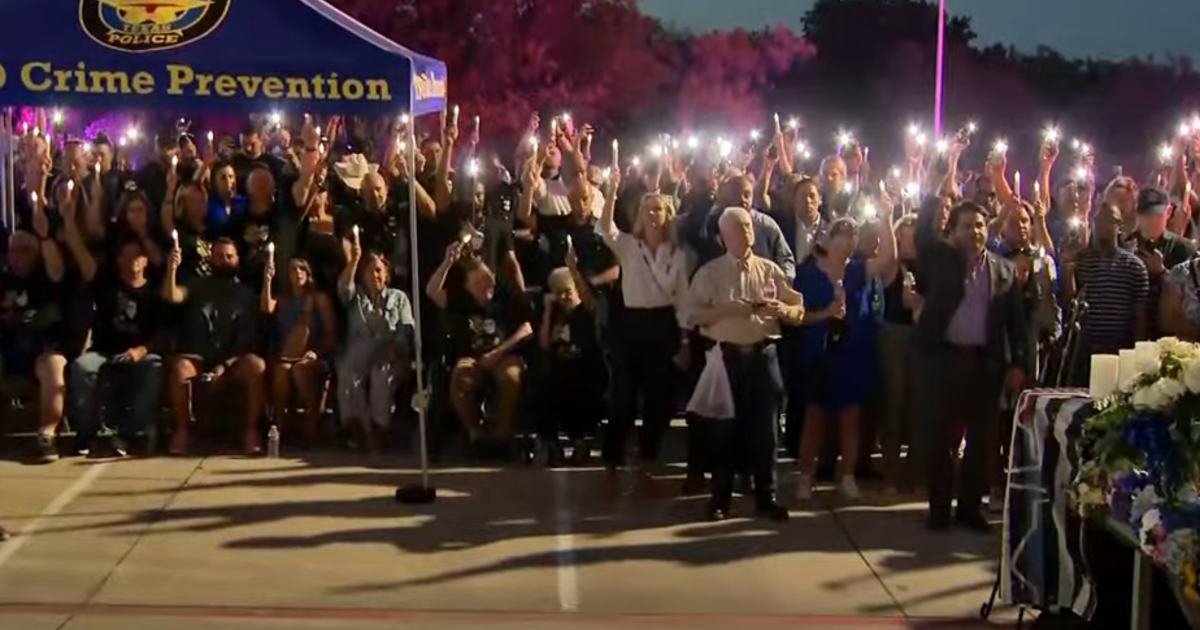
[94,162,100,174]
[772,112,781,130]
[171,229,179,248]
[171,155,178,169]
[266,241,275,263]
[67,179,74,193]
[21,122,28,135]
[30,191,38,206]
[863,146,870,163]
[1013,171,1021,199]
[473,115,481,138]
[1033,180,1041,200]
[206,130,213,144]
[1088,354,1119,400]
[612,139,619,166]
[352,224,360,240]
[451,105,460,127]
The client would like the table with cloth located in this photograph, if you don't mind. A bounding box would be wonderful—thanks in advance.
[1000,388,1197,629]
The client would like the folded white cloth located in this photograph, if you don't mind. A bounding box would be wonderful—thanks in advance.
[686,345,735,420]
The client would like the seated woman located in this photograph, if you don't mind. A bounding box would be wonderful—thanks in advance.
[262,256,337,446]
[336,240,415,452]
[536,252,605,466]
[427,242,532,457]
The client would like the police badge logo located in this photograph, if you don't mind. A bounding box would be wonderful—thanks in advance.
[80,0,231,53]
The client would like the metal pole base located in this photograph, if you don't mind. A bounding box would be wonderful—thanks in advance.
[394,483,437,504]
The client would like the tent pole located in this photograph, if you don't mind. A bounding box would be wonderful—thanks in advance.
[395,92,436,505]
[0,109,7,232]
[2,108,13,233]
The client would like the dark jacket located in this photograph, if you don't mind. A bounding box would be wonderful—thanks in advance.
[175,276,258,362]
[913,202,1031,375]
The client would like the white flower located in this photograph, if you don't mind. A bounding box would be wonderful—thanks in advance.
[1182,357,1200,394]
[1131,377,1186,409]
[1158,337,1199,360]
[1130,485,1161,523]
[1140,508,1162,554]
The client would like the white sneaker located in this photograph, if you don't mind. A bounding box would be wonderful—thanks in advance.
[795,473,813,500]
[839,475,861,501]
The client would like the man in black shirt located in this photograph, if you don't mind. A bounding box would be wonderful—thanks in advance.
[133,134,176,212]
[163,238,266,455]
[0,228,68,463]
[65,236,165,456]
[230,122,287,193]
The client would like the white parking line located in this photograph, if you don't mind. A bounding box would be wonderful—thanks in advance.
[551,469,580,612]
[0,462,112,570]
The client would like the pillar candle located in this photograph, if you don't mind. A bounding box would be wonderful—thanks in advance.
[1089,354,1120,400]
[1118,349,1138,389]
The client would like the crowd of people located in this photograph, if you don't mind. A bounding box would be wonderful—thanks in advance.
[0,106,1191,534]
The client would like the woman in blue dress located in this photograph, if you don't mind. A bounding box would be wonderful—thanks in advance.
[793,215,896,501]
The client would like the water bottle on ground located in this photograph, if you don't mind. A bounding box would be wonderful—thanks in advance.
[267,425,281,459]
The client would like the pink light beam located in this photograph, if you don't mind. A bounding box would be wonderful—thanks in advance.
[933,0,946,138]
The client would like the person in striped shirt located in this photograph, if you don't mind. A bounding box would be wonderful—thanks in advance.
[1060,203,1150,384]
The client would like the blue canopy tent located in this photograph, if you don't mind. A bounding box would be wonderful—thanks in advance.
[0,0,447,502]
[0,0,447,115]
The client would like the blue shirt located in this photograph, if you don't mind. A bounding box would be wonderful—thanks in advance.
[205,195,248,236]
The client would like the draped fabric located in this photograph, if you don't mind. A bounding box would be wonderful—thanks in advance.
[1001,388,1098,619]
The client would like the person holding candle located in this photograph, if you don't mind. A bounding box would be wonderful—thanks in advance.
[595,164,689,496]
[204,163,247,236]
[687,207,805,521]
[162,238,267,456]
[336,230,416,452]
[911,195,1030,532]
[0,203,68,463]
[60,202,165,458]
[792,207,897,501]
[262,252,337,447]
[1131,186,1196,336]
[224,165,278,293]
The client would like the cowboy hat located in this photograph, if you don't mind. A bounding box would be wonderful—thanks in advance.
[332,153,379,191]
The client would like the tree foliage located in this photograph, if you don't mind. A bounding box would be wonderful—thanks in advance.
[332,0,1200,168]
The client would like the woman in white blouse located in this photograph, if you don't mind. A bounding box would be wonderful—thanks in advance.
[598,169,689,496]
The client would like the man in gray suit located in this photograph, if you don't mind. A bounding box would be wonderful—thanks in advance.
[912,197,1030,532]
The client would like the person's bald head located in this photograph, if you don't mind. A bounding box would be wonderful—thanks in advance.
[717,175,753,210]
[360,171,388,210]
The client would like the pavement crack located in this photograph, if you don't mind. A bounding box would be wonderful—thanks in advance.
[73,456,209,614]
[826,501,908,619]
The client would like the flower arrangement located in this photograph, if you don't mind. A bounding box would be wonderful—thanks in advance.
[1075,336,1200,603]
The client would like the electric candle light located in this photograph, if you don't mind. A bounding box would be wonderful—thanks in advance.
[1013,171,1021,198]
[773,112,781,129]
[33,127,40,137]
[451,105,460,126]
[749,129,761,141]
[93,162,100,174]
[935,139,949,153]
[1160,143,1174,164]
[1074,166,1089,181]
[787,118,799,130]
[686,136,700,150]
[843,181,855,194]
[860,201,877,219]
[30,191,38,206]
[992,139,1008,156]
[67,179,74,193]
[836,130,853,148]
[126,126,138,140]
[1089,354,1119,400]
[399,113,410,125]
[352,225,360,239]
[907,123,920,136]
[1033,180,1041,200]
[171,229,179,248]
[631,156,641,167]
[270,112,282,126]
[52,110,63,124]
[611,139,619,165]
[561,112,571,123]
[467,158,480,177]
[171,155,178,168]
[890,167,902,179]
[473,115,481,137]
[602,167,611,180]
[1043,126,1060,145]
[903,182,920,198]
[915,132,927,146]
[1179,122,1193,138]
[267,241,275,262]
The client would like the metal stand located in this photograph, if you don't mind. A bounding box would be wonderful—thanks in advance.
[394,98,435,506]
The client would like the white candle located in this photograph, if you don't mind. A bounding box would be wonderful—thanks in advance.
[1118,349,1138,389]
[67,180,74,193]
[30,191,38,206]
[171,155,178,168]
[1013,170,1021,198]
[266,241,275,262]
[352,225,360,239]
[1088,354,1120,400]
[171,229,179,248]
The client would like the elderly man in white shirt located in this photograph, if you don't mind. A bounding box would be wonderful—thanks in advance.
[687,207,805,522]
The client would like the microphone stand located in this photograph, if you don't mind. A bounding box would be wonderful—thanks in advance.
[1054,290,1088,387]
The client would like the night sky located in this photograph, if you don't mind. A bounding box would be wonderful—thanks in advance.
[640,0,1200,61]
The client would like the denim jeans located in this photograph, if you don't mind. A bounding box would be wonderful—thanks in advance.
[69,351,164,442]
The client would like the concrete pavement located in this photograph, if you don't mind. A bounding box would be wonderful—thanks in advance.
[0,454,1022,629]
